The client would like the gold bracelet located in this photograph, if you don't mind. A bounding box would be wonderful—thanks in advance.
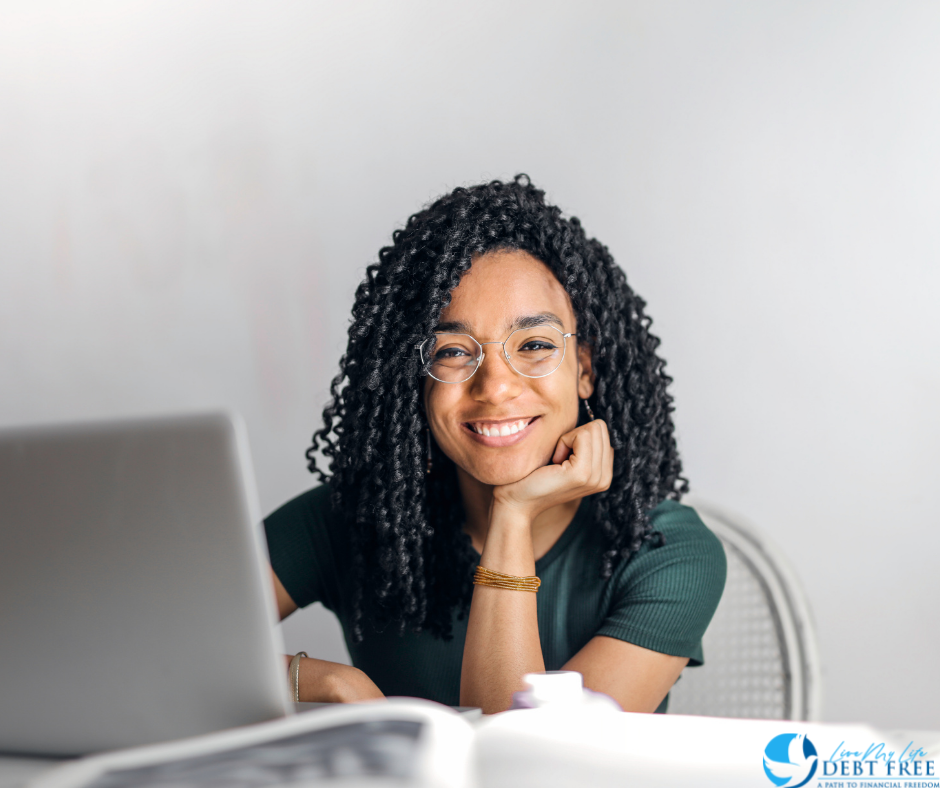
[473,565,541,593]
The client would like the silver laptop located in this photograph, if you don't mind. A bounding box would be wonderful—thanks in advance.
[0,412,292,757]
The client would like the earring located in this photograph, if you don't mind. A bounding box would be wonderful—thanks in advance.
[426,427,432,475]
[582,399,595,422]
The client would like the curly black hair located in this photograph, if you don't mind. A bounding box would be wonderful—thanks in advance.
[306,175,687,642]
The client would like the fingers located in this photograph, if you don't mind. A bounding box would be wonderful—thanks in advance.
[599,421,613,491]
[552,419,613,494]
[551,438,573,465]
[494,419,614,518]
[590,418,612,491]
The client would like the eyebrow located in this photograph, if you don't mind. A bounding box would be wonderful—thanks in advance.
[434,312,566,335]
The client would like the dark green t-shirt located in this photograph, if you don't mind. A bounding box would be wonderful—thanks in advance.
[264,484,726,711]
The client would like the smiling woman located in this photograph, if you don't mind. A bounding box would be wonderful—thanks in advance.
[264,175,727,714]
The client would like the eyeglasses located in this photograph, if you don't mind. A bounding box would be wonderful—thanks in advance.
[416,324,577,384]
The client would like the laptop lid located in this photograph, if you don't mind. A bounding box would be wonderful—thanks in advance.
[0,412,292,756]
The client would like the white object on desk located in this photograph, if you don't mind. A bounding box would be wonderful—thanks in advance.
[512,671,620,712]
[522,671,584,706]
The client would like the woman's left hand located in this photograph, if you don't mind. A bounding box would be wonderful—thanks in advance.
[492,419,614,521]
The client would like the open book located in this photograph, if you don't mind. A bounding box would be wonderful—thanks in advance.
[27,700,475,788]
[25,698,940,788]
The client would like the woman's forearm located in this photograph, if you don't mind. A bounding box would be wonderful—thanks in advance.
[287,656,386,703]
[459,507,545,713]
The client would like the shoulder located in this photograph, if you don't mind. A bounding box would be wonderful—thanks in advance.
[613,498,727,599]
[649,500,727,562]
[265,483,336,531]
[265,482,349,556]
[264,482,349,611]
[596,499,727,665]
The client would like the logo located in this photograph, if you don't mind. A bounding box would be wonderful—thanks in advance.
[764,733,819,788]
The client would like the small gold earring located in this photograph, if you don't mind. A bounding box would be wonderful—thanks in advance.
[583,399,595,422]
[426,427,432,475]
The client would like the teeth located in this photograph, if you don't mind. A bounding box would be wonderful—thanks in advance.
[471,419,530,437]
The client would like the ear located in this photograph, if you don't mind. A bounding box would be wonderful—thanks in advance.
[576,340,594,399]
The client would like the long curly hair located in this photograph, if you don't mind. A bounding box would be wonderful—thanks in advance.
[306,175,687,641]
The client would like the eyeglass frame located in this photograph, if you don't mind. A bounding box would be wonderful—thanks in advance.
[415,323,578,384]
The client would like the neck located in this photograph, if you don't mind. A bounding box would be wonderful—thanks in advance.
[456,467,582,560]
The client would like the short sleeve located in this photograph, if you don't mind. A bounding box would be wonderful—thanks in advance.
[263,484,348,614]
[595,501,727,666]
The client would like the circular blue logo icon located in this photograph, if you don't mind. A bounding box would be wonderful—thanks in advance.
[763,733,818,788]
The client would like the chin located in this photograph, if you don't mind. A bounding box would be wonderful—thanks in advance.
[466,457,543,487]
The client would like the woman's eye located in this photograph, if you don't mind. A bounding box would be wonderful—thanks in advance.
[434,347,471,360]
[519,341,557,352]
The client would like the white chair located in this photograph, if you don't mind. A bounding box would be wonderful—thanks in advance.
[667,498,823,721]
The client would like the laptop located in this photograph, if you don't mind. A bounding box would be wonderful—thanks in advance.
[0,412,292,757]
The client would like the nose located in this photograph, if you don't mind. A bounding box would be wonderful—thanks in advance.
[467,344,523,404]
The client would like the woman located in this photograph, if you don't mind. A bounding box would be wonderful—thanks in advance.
[265,175,726,714]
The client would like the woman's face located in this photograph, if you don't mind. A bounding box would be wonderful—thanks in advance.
[423,249,593,487]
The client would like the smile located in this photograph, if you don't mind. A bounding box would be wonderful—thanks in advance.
[469,418,533,437]
[461,416,539,446]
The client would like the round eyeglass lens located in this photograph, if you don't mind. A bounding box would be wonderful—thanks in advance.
[423,333,482,383]
[505,325,567,378]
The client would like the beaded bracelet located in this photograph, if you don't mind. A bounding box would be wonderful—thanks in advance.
[473,565,541,593]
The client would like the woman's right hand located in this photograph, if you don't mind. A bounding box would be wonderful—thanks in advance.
[288,655,386,703]
[492,418,613,523]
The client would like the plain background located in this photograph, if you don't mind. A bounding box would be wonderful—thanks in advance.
[1,1,938,728]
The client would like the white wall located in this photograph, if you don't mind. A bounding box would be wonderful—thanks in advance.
[1,1,938,728]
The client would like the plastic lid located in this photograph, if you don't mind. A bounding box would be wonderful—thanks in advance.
[522,670,584,706]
